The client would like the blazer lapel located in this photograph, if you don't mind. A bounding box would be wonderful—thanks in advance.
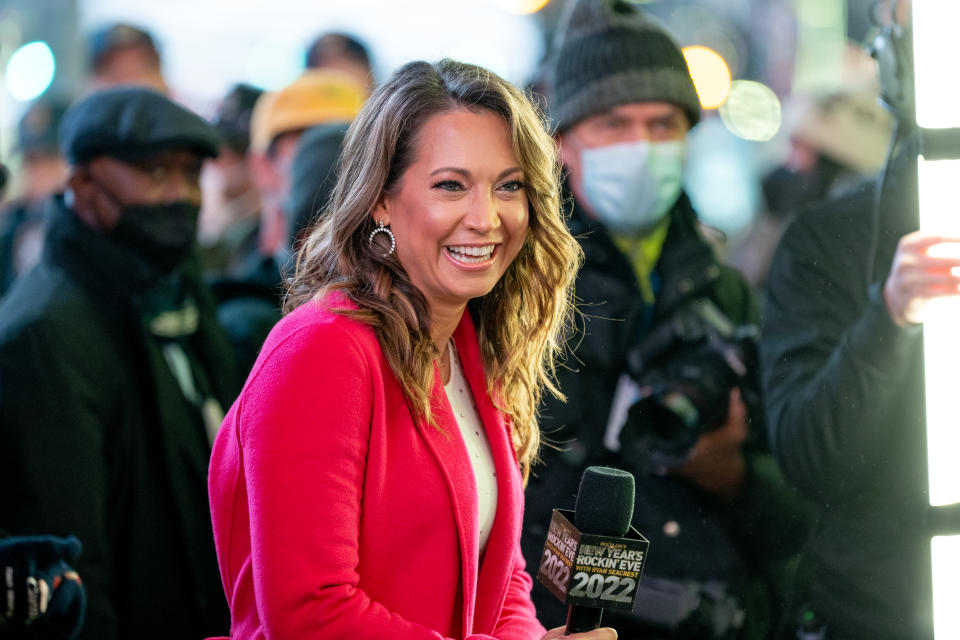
[453,314,523,635]
[415,352,480,636]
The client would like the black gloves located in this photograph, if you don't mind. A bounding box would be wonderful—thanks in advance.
[0,534,86,639]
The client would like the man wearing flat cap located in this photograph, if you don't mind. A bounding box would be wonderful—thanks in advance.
[521,1,814,638]
[0,87,236,639]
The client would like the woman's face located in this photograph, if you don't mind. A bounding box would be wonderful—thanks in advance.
[375,107,529,318]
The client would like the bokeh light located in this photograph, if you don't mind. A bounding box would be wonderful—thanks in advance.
[682,45,731,110]
[795,0,841,28]
[719,80,782,142]
[792,0,845,93]
[0,18,22,49]
[488,0,551,14]
[669,6,745,78]
[244,38,303,91]
[684,118,757,235]
[5,41,56,102]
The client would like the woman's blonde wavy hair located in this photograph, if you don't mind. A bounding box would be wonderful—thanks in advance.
[285,59,582,483]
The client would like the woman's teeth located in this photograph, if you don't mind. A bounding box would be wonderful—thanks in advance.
[447,245,494,263]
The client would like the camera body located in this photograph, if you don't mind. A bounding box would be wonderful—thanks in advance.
[619,298,760,473]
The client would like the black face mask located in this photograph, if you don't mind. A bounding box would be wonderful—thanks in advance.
[761,166,827,218]
[89,176,200,274]
[111,201,200,274]
[761,156,844,219]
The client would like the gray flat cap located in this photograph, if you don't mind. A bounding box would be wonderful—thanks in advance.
[60,86,219,164]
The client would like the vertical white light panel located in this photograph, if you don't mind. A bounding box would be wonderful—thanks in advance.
[913,2,960,637]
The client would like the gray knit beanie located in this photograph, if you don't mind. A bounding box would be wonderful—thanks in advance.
[549,0,701,133]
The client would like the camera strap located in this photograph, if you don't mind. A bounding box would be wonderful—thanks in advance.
[604,373,644,452]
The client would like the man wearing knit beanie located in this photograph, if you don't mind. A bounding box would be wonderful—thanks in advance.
[550,0,700,239]
[521,1,814,638]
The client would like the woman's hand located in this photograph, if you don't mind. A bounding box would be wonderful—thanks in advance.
[540,625,618,639]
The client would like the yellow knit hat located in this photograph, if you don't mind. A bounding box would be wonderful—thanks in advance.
[250,69,365,153]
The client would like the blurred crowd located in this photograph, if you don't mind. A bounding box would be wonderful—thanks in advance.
[0,1,937,639]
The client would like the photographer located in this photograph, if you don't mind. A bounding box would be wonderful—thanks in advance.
[521,1,814,638]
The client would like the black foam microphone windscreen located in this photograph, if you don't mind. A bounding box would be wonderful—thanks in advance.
[574,466,635,537]
[566,466,636,633]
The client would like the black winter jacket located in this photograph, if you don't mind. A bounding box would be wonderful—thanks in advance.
[522,191,813,639]
[0,197,235,639]
[761,175,934,640]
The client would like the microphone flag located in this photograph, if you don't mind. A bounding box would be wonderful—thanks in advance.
[537,509,649,612]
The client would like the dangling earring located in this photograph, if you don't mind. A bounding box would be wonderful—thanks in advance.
[368,220,396,257]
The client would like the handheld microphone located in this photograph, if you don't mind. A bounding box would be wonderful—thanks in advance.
[536,466,648,634]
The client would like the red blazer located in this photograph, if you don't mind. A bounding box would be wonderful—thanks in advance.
[208,294,546,640]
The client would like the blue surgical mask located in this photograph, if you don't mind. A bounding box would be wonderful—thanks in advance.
[580,140,686,233]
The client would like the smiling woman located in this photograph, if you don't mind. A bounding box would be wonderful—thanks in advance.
[286,58,582,451]
[206,59,612,640]
[373,108,530,372]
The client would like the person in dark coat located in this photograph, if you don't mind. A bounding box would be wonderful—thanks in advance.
[521,1,814,638]
[761,134,941,639]
[0,97,69,297]
[210,122,351,378]
[198,83,264,280]
[0,87,237,639]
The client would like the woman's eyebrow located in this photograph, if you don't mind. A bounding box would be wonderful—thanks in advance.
[428,166,523,181]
